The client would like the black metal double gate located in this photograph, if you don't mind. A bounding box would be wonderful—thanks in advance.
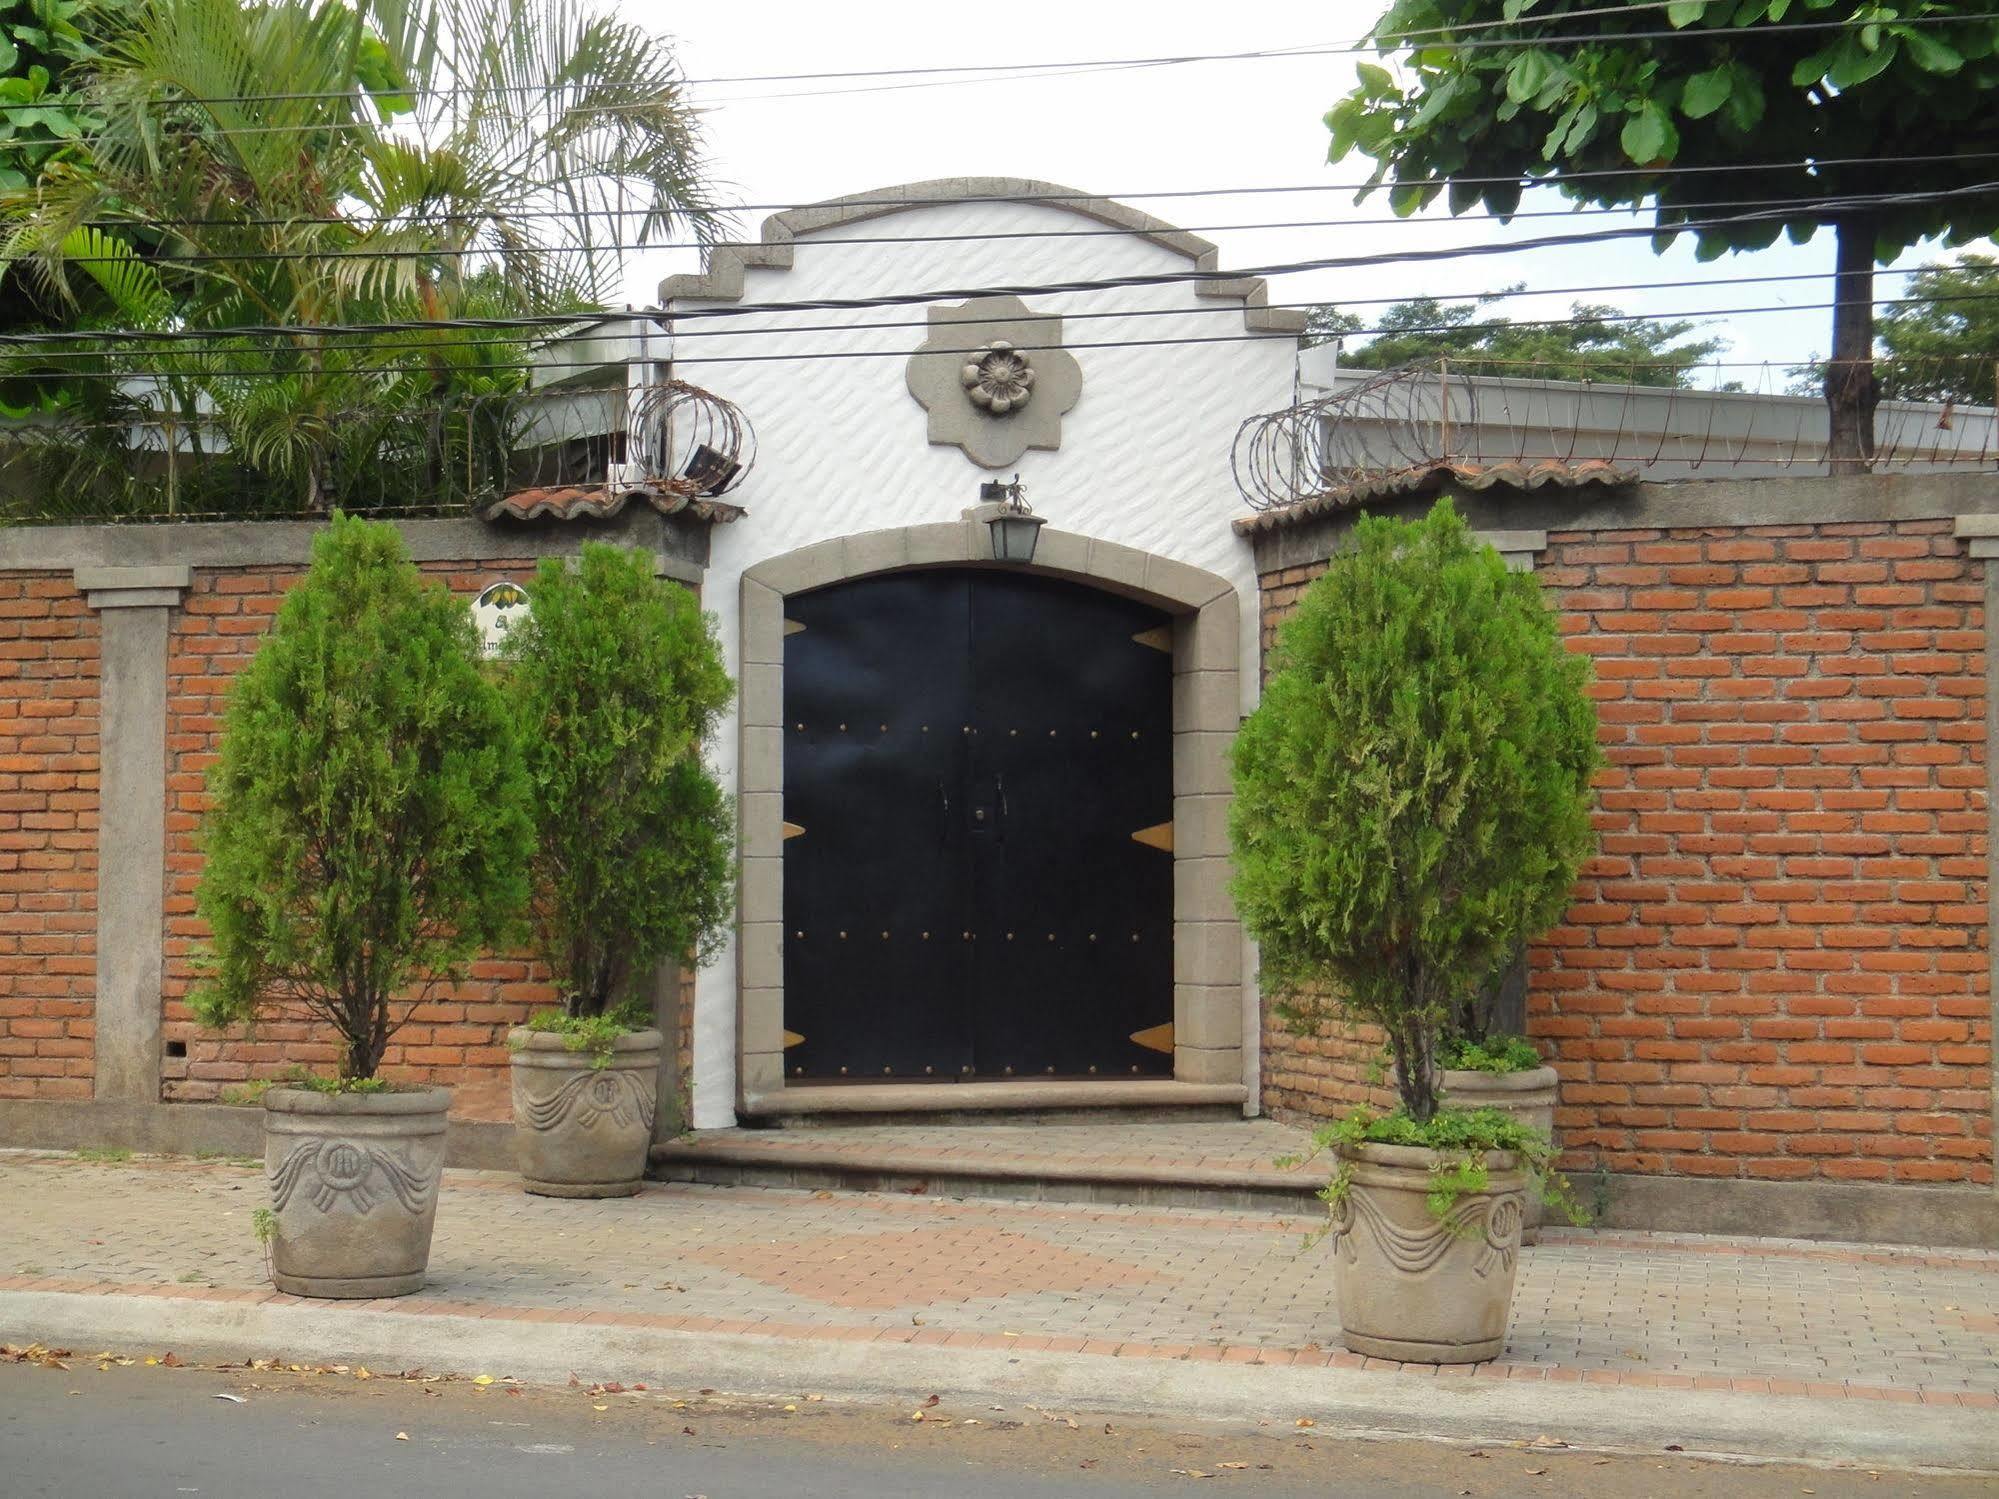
[781,570,1173,1082]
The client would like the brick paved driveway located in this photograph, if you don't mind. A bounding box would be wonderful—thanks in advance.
[3,1155,1995,1404]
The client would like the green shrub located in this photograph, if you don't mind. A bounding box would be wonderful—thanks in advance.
[507,543,734,1026]
[191,513,531,1080]
[1444,1035,1544,1075]
[1229,497,1599,1122]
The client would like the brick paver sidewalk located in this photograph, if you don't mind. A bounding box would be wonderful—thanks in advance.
[3,1154,1995,1405]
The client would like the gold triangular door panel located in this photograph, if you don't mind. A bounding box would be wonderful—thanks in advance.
[1130,821,1173,852]
[1129,1022,1174,1055]
[1131,625,1172,654]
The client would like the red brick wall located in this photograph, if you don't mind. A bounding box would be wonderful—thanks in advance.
[0,574,98,1099]
[160,561,557,1118]
[1256,520,1993,1188]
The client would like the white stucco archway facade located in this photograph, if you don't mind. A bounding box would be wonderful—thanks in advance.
[663,179,1303,1127]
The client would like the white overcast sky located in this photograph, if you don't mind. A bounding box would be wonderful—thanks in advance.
[614,0,1944,385]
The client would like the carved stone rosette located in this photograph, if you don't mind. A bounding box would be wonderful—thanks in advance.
[905,295,1084,469]
[262,1086,451,1299]
[508,1027,662,1198]
[1325,1141,1529,1364]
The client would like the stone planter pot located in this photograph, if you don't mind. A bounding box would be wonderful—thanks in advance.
[1329,1141,1527,1365]
[262,1086,450,1300]
[1393,1062,1560,1243]
[509,1027,661,1198]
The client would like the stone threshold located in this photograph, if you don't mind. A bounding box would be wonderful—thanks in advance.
[739,1079,1248,1117]
[654,1114,1318,1215]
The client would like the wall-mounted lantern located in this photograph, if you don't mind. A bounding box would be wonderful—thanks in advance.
[980,474,1044,564]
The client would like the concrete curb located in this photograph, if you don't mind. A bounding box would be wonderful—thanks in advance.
[4,1291,1990,1474]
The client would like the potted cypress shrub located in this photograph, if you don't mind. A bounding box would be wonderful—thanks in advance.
[505,543,733,1197]
[1231,498,1599,1363]
[192,514,529,1299]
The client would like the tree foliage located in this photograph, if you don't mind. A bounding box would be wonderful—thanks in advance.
[0,0,718,514]
[1305,284,1724,386]
[0,0,129,336]
[192,513,531,1079]
[1324,1,1999,466]
[1875,254,1999,404]
[508,543,734,1022]
[1229,498,1599,1122]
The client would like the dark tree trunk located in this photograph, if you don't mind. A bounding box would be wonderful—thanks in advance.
[1825,216,1880,475]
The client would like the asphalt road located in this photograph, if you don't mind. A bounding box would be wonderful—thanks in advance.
[0,1356,1988,1498]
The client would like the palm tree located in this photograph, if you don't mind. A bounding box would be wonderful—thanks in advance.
[0,0,717,514]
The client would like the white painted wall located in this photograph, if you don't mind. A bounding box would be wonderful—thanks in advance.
[667,196,1298,1127]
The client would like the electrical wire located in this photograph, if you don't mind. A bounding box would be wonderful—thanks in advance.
[22,3,1991,113]
[33,181,1999,264]
[36,148,1999,236]
[0,262,1987,366]
[12,186,1998,296]
[0,177,1987,350]
[9,286,1999,382]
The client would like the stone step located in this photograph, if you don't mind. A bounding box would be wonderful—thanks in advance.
[649,1119,1328,1215]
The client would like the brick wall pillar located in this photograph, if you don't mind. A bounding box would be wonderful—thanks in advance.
[76,566,188,1104]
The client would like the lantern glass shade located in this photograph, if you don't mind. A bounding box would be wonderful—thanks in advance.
[988,511,1046,564]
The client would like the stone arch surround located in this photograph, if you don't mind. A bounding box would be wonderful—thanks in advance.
[736,518,1244,1113]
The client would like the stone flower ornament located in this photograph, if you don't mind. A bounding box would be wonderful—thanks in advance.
[963,340,1035,414]
[906,295,1083,469]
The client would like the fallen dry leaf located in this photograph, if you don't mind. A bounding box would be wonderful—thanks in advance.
[1295,1418,1315,1429]
[471,1374,495,1386]
[394,1432,409,1442]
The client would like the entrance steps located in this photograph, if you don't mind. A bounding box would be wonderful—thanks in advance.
[649,1117,1327,1215]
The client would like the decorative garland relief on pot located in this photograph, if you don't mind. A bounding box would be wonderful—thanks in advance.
[1325,1187,1521,1280]
[521,1067,657,1133]
[268,1140,440,1216]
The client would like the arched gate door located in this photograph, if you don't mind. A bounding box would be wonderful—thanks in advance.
[781,569,1173,1082]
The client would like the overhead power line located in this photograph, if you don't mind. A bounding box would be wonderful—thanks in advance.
[9,287,1999,382]
[4,180,1992,350]
[27,185,1997,267]
[12,5,1995,114]
[44,159,1999,242]
[2,263,1989,366]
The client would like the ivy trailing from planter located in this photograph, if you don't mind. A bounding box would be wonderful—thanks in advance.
[506,543,735,1042]
[509,1003,652,1070]
[1301,1107,1586,1234]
